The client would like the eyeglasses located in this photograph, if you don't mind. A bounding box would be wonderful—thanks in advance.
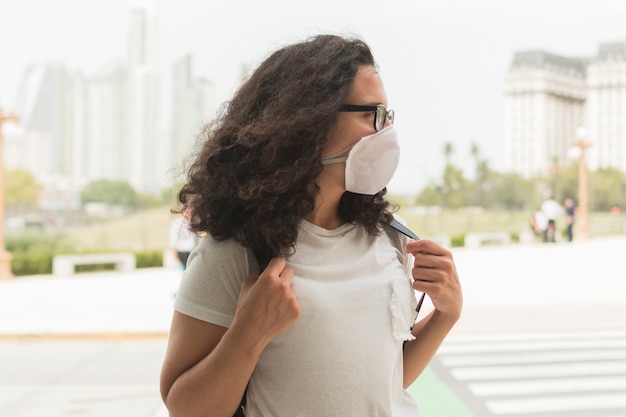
[339,104,395,132]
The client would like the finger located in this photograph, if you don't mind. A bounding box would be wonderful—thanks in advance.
[406,239,451,257]
[258,257,294,289]
[411,265,444,284]
[278,264,294,286]
[412,252,439,270]
[263,257,287,275]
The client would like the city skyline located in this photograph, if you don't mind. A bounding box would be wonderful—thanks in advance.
[2,0,626,194]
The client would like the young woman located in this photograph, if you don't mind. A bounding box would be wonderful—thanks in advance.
[160,34,462,417]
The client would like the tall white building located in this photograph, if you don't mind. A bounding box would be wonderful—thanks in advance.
[586,42,626,172]
[170,54,216,178]
[126,3,162,193]
[11,62,86,179]
[83,62,128,181]
[504,51,587,178]
[505,42,626,178]
[6,2,220,202]
[8,62,87,211]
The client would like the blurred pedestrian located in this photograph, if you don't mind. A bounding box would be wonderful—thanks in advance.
[168,205,197,271]
[541,196,562,242]
[564,197,576,242]
[531,209,548,241]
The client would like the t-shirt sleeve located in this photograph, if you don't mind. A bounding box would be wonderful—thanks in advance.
[390,214,413,274]
[173,235,255,328]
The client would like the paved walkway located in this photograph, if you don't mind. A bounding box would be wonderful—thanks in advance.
[2,235,625,338]
[1,235,624,416]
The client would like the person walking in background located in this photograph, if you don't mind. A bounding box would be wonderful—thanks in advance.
[564,197,576,242]
[531,208,548,241]
[541,196,563,242]
[168,206,197,271]
[160,34,462,417]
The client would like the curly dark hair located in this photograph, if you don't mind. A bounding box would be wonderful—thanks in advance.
[178,34,396,260]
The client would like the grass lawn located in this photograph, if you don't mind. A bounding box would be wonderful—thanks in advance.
[63,205,626,252]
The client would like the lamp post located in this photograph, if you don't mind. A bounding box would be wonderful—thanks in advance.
[573,127,591,241]
[0,108,19,279]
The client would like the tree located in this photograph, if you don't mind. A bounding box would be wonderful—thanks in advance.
[552,163,578,206]
[442,164,469,209]
[441,141,455,210]
[5,169,41,214]
[589,167,626,211]
[469,142,490,207]
[414,184,443,206]
[443,141,454,167]
[80,179,139,209]
[485,172,534,210]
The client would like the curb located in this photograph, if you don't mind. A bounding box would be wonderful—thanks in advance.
[0,332,169,342]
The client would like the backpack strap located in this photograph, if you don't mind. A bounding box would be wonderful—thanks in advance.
[238,248,270,416]
[251,249,271,272]
[386,218,426,319]
[388,218,420,240]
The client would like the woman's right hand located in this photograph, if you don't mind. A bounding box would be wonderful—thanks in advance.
[233,257,301,347]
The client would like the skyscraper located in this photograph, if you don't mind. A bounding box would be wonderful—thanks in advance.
[169,54,216,179]
[126,2,161,193]
[586,42,626,172]
[504,51,587,178]
[12,62,86,179]
[505,42,626,179]
[84,62,128,182]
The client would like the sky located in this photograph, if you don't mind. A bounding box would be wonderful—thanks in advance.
[1,0,625,194]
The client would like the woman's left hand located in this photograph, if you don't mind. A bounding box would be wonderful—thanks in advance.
[405,239,463,320]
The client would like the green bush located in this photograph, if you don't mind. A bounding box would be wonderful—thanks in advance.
[6,232,73,253]
[10,251,54,276]
[136,249,164,268]
[450,233,465,248]
[7,232,71,276]
[7,231,165,276]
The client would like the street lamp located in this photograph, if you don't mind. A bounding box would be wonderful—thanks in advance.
[572,127,591,241]
[0,108,19,279]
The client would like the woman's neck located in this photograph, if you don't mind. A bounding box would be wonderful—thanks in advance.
[305,187,345,230]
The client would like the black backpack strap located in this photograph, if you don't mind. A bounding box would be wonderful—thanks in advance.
[388,218,420,240]
[250,247,272,272]
[386,218,426,320]
[237,248,270,417]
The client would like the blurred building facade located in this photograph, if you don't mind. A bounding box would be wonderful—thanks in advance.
[5,2,217,204]
[169,54,216,179]
[586,42,626,173]
[505,41,626,178]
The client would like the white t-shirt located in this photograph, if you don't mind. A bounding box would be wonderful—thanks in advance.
[541,199,562,220]
[174,219,420,417]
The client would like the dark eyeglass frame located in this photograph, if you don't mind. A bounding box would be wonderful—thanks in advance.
[339,104,395,132]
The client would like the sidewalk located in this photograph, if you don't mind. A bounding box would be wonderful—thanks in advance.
[452,234,626,334]
[0,267,181,338]
[1,235,625,337]
[1,236,625,417]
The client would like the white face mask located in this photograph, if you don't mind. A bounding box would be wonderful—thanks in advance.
[321,125,400,195]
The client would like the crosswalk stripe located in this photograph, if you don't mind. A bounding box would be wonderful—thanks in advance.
[441,348,626,367]
[468,375,626,396]
[486,393,626,415]
[451,361,626,381]
[439,338,626,354]
[432,331,626,416]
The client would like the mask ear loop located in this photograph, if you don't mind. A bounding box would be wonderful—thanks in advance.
[321,144,354,165]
